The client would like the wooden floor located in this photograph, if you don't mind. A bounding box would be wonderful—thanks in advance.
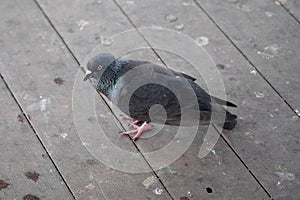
[1,0,299,199]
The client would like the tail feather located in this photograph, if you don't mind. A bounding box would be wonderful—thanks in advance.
[211,96,237,107]
[223,111,237,130]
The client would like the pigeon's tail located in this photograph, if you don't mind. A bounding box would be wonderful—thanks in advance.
[223,111,237,130]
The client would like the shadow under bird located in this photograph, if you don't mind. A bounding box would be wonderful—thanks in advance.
[83,53,237,140]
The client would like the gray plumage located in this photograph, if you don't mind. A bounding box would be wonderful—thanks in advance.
[83,53,237,130]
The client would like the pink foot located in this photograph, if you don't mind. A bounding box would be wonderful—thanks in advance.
[120,115,133,120]
[130,120,141,127]
[121,122,151,141]
[120,115,140,127]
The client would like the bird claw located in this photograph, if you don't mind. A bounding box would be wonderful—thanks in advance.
[120,122,151,141]
[130,120,140,128]
[120,115,133,120]
[121,129,138,135]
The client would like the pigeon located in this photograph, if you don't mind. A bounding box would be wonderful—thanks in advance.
[83,53,237,140]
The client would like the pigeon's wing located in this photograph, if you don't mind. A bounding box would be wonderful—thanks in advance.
[115,64,228,125]
[114,64,199,124]
[189,80,237,123]
[123,60,197,81]
[122,59,235,108]
[119,60,150,73]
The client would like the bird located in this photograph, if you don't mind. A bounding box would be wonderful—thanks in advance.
[83,53,237,140]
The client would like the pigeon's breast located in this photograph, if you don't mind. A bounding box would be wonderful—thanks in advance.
[107,77,123,104]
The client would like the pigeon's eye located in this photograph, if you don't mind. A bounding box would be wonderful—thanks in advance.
[97,65,103,70]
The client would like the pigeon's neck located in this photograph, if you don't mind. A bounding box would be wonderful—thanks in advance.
[113,59,122,71]
[96,59,123,95]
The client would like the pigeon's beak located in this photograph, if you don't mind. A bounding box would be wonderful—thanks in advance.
[83,69,93,81]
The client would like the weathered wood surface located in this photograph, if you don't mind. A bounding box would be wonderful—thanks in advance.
[279,0,300,22]
[0,0,299,199]
[0,0,171,199]
[36,0,270,199]
[113,0,300,199]
[195,0,300,113]
[0,78,74,199]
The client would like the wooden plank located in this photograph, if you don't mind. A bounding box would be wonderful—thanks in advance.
[279,0,300,22]
[36,0,271,199]
[115,0,300,199]
[0,78,74,199]
[195,0,300,113]
[0,0,172,199]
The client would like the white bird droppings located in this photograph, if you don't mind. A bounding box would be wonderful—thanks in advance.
[126,0,134,5]
[195,36,209,46]
[275,171,295,181]
[265,44,281,55]
[277,181,285,189]
[166,166,177,174]
[250,70,257,75]
[101,37,113,46]
[166,14,178,22]
[292,116,298,120]
[27,97,51,112]
[60,133,68,139]
[39,98,51,111]
[211,149,216,155]
[77,19,89,31]
[258,44,282,59]
[265,11,274,17]
[175,24,184,30]
[83,142,90,146]
[236,3,251,12]
[85,183,95,190]
[182,0,193,6]
[255,92,265,98]
[153,187,163,195]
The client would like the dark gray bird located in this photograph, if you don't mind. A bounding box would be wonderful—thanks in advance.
[84,53,237,140]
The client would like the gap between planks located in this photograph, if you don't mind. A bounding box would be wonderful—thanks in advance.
[275,0,300,24]
[112,0,274,198]
[32,0,175,199]
[0,73,77,200]
[192,0,300,120]
[31,0,281,198]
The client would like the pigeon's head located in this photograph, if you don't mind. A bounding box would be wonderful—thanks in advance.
[83,53,115,81]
